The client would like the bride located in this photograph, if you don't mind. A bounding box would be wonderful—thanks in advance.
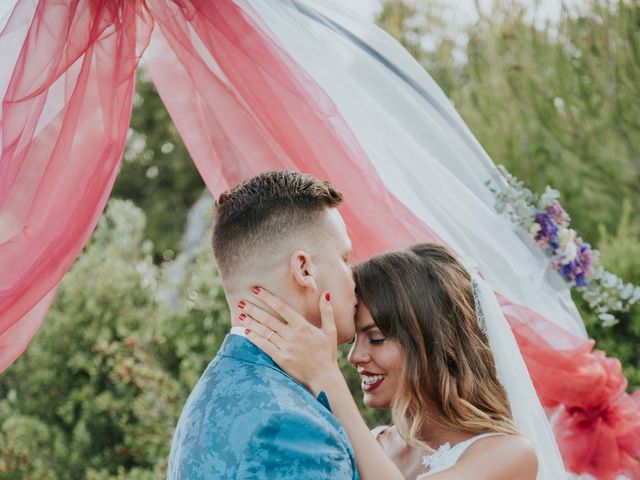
[240,243,541,479]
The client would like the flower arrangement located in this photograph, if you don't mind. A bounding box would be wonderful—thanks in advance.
[487,165,640,326]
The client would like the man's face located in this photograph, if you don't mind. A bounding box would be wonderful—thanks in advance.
[311,209,357,344]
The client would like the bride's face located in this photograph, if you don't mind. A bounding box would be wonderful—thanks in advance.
[347,303,405,409]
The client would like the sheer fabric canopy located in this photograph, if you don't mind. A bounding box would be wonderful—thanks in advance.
[1,1,638,477]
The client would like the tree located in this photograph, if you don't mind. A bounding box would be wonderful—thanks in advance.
[0,202,183,478]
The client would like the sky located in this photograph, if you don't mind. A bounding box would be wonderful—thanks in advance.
[328,0,573,27]
[0,0,576,28]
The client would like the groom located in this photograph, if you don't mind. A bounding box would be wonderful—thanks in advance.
[168,171,360,479]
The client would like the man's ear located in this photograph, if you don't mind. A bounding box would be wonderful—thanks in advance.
[289,250,318,291]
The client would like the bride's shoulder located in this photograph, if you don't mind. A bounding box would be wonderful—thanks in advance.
[459,434,538,478]
[467,433,536,456]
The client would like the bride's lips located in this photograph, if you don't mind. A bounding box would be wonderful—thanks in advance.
[360,370,386,393]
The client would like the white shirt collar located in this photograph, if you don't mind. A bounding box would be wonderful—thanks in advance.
[230,326,248,338]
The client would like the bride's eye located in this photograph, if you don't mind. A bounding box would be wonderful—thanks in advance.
[370,338,386,345]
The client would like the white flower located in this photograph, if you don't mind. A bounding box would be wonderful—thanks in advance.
[598,312,619,327]
[620,283,635,300]
[553,96,566,110]
[602,272,619,288]
[561,241,578,264]
[515,202,535,223]
[539,186,560,208]
[529,223,541,236]
[558,228,576,249]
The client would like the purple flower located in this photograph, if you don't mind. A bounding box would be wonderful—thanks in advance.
[557,242,593,285]
[577,242,594,277]
[560,261,575,279]
[534,213,559,250]
[575,274,587,287]
[546,201,571,227]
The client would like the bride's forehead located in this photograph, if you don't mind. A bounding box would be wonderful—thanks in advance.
[355,302,370,319]
[355,305,377,330]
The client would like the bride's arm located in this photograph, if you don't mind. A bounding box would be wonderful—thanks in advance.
[240,288,405,480]
[310,364,405,480]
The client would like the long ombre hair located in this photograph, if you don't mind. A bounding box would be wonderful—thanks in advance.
[352,243,519,448]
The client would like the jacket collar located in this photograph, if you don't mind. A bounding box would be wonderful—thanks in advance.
[217,332,334,413]
[218,333,283,372]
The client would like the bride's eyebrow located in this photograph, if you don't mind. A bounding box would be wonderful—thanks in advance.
[359,323,377,333]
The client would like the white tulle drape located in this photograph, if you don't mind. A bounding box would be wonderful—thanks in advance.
[242,0,587,339]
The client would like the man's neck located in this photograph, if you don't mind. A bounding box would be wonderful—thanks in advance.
[224,283,307,329]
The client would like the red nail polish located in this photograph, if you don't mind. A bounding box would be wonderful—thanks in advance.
[325,292,331,302]
[238,300,246,309]
[252,287,260,295]
[239,313,246,321]
[245,328,251,335]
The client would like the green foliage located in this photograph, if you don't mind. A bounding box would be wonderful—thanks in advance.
[378,0,640,391]
[0,201,182,478]
[597,199,640,286]
[583,200,640,387]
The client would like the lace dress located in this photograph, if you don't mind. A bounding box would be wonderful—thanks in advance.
[371,426,504,479]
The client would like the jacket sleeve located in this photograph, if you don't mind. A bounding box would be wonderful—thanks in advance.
[237,409,357,479]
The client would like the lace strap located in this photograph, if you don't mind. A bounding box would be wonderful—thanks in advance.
[457,432,505,449]
[417,432,506,479]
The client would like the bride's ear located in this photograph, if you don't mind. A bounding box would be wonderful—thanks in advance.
[289,250,318,291]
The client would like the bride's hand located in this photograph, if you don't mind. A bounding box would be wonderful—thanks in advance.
[239,287,341,396]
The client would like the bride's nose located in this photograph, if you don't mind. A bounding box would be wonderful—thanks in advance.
[347,340,369,366]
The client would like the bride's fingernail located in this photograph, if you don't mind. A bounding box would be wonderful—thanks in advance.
[252,287,260,295]
[245,328,251,335]
[238,313,246,321]
[238,300,246,309]
[325,292,331,302]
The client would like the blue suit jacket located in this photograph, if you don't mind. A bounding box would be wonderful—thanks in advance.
[167,333,359,479]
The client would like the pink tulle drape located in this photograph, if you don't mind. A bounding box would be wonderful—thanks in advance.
[0,0,153,370]
[1,0,638,477]
[143,0,440,262]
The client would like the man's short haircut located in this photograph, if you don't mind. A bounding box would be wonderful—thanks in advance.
[212,171,343,276]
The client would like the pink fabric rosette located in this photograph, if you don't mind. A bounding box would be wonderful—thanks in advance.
[501,297,640,478]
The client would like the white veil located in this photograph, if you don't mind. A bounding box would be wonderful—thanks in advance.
[469,268,567,479]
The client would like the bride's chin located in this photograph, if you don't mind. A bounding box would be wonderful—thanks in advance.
[363,395,391,409]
